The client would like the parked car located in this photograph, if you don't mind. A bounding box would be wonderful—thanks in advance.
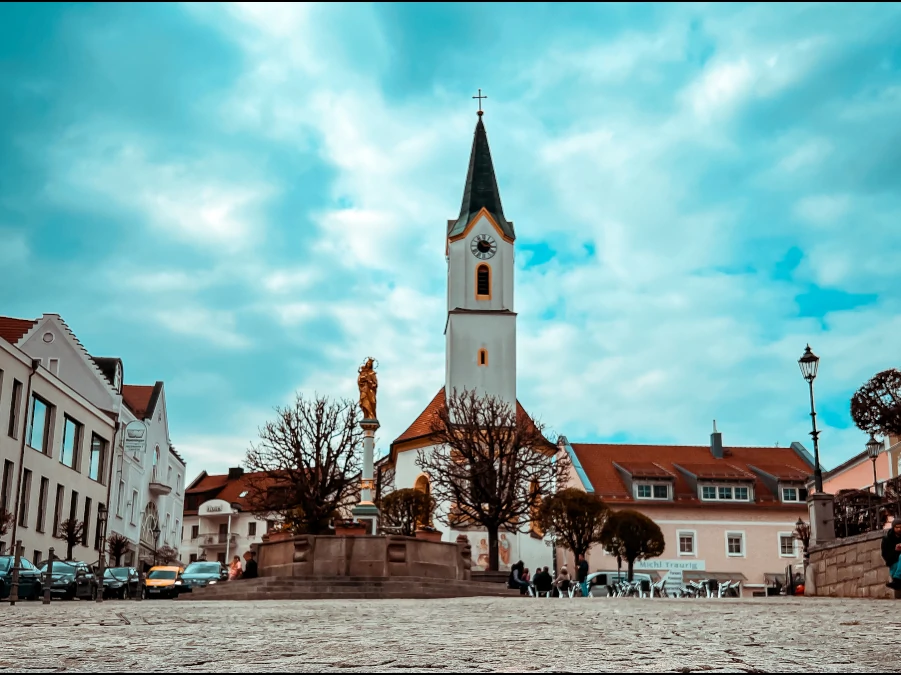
[177,561,228,593]
[40,560,100,600]
[102,567,140,599]
[0,556,43,600]
[144,565,184,599]
[585,571,655,596]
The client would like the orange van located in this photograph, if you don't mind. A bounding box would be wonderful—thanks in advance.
[144,565,184,599]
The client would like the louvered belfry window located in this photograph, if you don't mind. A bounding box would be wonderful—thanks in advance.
[477,264,490,297]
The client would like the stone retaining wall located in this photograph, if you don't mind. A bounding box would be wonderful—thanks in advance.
[809,529,896,599]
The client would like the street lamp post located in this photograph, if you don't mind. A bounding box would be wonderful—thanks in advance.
[96,504,108,604]
[798,345,823,493]
[866,435,883,495]
[152,524,161,567]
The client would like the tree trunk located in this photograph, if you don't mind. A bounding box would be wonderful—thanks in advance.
[114,552,122,566]
[67,540,74,561]
[487,526,499,571]
[627,558,634,582]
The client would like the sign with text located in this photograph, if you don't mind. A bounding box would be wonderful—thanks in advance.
[124,421,147,455]
[637,559,706,589]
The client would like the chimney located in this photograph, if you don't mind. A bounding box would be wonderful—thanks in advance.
[227,467,245,480]
[710,420,724,459]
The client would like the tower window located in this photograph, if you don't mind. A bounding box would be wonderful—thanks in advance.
[476,264,491,298]
[478,349,488,366]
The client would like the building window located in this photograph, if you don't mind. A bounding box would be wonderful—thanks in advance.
[82,498,92,547]
[130,490,138,525]
[779,534,796,557]
[678,531,696,556]
[18,469,32,527]
[53,484,64,536]
[33,551,42,566]
[117,479,125,517]
[476,264,491,299]
[478,349,488,366]
[164,514,171,545]
[266,520,275,533]
[701,485,751,502]
[0,460,13,513]
[189,553,198,563]
[36,477,49,533]
[60,416,82,470]
[89,433,108,483]
[48,358,59,376]
[175,518,180,543]
[782,487,806,503]
[726,532,745,557]
[8,379,23,439]
[191,525,199,540]
[152,446,160,483]
[248,522,257,537]
[177,474,183,495]
[636,484,669,500]
[28,395,53,454]
[167,466,173,487]
[69,490,79,522]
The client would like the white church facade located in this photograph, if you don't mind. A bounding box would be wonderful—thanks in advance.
[385,112,551,573]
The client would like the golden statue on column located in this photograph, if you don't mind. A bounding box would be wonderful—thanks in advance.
[358,357,378,421]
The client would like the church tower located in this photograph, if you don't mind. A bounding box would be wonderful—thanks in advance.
[445,112,516,410]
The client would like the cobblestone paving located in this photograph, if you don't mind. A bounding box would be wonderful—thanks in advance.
[0,597,895,672]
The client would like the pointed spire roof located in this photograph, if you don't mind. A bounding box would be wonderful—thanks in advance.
[448,114,515,240]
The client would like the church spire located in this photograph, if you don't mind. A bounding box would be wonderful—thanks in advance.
[448,113,515,241]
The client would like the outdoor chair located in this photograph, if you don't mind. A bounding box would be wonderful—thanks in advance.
[650,579,667,598]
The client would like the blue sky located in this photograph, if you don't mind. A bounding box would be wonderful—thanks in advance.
[2,2,900,476]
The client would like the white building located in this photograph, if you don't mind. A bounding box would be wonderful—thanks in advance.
[181,468,276,564]
[0,320,114,566]
[0,314,185,568]
[384,113,551,572]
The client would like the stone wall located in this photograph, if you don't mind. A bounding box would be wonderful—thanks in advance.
[256,534,472,581]
[809,529,896,599]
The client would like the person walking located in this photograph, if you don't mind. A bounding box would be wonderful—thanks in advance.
[577,555,589,597]
[242,551,258,580]
[882,518,901,589]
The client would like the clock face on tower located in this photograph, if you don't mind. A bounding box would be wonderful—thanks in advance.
[470,234,498,260]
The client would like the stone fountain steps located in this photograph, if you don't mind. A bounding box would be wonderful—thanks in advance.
[177,576,520,601]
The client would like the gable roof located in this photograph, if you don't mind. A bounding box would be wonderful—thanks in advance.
[184,469,282,515]
[448,115,515,241]
[570,442,813,508]
[0,317,38,345]
[122,382,163,420]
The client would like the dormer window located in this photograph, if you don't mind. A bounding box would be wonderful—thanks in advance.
[635,483,669,500]
[700,484,751,501]
[781,487,807,503]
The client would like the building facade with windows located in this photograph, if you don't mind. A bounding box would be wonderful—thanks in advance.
[0,314,185,569]
[0,323,114,566]
[560,427,813,596]
[822,434,898,495]
[180,468,278,564]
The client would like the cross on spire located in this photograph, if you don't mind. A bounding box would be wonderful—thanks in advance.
[472,88,487,116]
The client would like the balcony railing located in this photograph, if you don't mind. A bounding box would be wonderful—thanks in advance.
[198,533,238,547]
[834,476,901,538]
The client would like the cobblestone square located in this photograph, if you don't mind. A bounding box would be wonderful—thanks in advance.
[0,597,894,672]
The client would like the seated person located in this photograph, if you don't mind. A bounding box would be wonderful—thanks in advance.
[533,566,554,594]
[555,566,571,594]
[507,560,529,594]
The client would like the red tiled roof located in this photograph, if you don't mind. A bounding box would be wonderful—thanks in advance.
[392,387,549,449]
[614,462,675,479]
[185,470,283,514]
[122,385,154,419]
[570,443,812,507]
[0,317,37,345]
[676,463,756,480]
[394,388,446,443]
[748,464,810,481]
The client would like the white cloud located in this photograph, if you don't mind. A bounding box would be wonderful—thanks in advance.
[794,195,851,225]
[153,307,251,350]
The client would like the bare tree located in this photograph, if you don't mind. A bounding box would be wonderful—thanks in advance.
[851,369,901,438]
[106,533,131,567]
[55,519,86,561]
[416,388,567,571]
[244,393,363,535]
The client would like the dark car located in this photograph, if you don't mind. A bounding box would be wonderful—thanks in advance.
[103,567,140,599]
[177,561,228,593]
[40,560,99,600]
[0,556,43,600]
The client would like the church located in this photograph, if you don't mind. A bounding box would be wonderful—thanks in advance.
[383,110,551,573]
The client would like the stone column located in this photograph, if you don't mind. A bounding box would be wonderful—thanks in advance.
[808,493,836,546]
[352,419,380,535]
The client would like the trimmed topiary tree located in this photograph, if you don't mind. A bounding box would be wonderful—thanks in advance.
[538,488,609,562]
[380,488,435,537]
[600,509,665,581]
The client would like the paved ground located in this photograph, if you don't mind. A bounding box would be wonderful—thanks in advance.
[0,597,894,672]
